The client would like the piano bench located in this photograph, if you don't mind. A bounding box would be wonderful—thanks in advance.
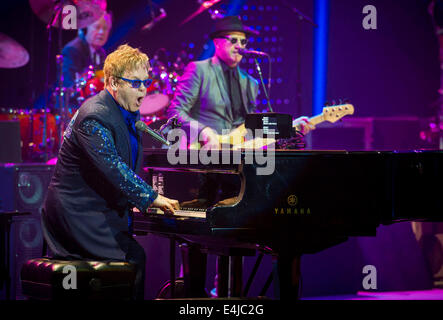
[20,258,136,300]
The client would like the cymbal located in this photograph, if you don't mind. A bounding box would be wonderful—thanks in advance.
[29,0,107,29]
[0,33,29,68]
[180,0,222,26]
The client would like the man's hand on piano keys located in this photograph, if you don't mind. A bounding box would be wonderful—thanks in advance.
[151,194,180,215]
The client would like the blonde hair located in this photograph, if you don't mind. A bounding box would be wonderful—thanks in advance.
[103,44,150,86]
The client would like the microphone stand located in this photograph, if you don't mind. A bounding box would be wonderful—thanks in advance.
[43,4,59,162]
[42,0,65,162]
[253,57,273,112]
[280,0,317,27]
[56,1,66,159]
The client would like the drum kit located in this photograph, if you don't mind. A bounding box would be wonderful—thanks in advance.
[0,0,110,162]
[140,48,186,119]
[0,31,60,162]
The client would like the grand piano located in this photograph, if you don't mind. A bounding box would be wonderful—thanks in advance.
[133,148,442,299]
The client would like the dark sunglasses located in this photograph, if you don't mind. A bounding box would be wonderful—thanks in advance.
[117,76,153,89]
[219,36,248,46]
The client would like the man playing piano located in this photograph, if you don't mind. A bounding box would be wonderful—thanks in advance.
[42,44,179,300]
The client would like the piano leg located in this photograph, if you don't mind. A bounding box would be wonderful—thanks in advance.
[169,237,176,298]
[180,242,208,298]
[216,255,244,298]
[216,256,229,297]
[230,256,243,297]
[274,254,301,300]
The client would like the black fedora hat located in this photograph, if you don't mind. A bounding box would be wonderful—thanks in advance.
[209,16,255,39]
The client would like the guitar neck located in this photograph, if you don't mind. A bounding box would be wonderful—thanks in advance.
[293,113,325,130]
[308,113,325,126]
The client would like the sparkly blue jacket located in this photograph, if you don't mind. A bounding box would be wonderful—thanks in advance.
[42,90,158,260]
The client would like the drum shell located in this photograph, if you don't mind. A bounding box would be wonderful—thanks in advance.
[0,109,58,161]
[140,69,178,117]
[80,70,104,99]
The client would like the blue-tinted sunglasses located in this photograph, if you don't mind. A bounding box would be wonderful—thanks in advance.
[117,76,153,89]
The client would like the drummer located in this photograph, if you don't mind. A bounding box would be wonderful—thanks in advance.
[62,11,112,88]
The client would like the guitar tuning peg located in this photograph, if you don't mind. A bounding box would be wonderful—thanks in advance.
[339,99,343,105]
[331,100,336,106]
[343,98,350,104]
[324,101,330,106]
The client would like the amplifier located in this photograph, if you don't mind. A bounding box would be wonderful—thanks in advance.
[0,163,54,300]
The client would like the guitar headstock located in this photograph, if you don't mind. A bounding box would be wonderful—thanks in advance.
[322,104,354,123]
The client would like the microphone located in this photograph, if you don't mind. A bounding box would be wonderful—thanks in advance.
[142,8,167,31]
[135,121,170,146]
[238,48,269,57]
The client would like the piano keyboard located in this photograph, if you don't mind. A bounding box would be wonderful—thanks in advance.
[134,207,206,219]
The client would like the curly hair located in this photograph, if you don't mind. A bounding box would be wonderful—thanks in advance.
[103,44,150,86]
